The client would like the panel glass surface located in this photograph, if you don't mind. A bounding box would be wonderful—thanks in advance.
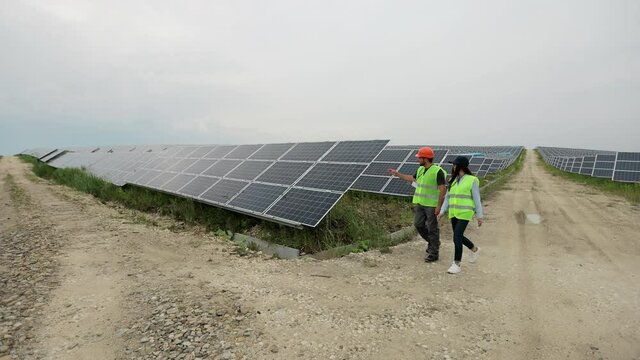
[281,142,335,161]
[249,143,294,160]
[179,176,219,197]
[321,140,388,163]
[266,188,341,227]
[296,163,367,192]
[255,162,313,185]
[228,183,287,213]
[200,179,248,204]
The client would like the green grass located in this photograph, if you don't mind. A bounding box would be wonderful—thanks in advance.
[535,150,640,204]
[252,191,414,253]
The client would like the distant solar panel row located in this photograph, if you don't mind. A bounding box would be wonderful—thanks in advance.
[537,147,640,183]
[351,145,524,196]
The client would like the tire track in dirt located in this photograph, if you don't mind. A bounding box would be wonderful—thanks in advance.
[0,157,133,359]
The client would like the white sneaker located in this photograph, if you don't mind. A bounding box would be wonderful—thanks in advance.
[468,247,480,263]
[447,262,461,274]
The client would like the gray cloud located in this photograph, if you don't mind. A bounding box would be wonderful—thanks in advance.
[1,0,639,154]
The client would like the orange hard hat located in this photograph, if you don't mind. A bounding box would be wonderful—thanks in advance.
[415,146,435,159]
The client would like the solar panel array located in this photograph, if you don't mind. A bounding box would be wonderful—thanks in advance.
[352,145,524,196]
[20,142,529,225]
[22,141,389,227]
[538,147,640,183]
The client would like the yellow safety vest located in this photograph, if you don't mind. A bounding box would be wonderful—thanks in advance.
[412,165,445,207]
[448,175,478,220]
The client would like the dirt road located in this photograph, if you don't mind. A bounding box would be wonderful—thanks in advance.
[1,151,639,360]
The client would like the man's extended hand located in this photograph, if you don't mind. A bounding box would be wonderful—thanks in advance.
[388,168,399,177]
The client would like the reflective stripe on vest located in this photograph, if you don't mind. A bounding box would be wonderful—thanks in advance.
[448,175,478,220]
[412,165,446,207]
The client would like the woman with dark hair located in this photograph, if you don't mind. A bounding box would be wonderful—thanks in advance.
[438,156,483,274]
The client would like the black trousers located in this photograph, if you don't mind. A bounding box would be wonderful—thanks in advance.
[451,217,475,262]
[414,205,440,257]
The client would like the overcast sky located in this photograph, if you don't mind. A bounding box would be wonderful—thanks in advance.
[1,0,639,155]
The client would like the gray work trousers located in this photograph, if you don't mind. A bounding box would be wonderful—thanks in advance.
[414,205,440,257]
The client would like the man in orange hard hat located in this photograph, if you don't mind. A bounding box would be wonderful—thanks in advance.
[389,147,447,262]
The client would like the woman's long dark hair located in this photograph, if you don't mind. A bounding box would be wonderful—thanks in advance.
[448,165,474,188]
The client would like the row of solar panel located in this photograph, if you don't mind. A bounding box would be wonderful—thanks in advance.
[22,142,525,226]
[537,147,640,183]
[351,146,522,196]
[31,141,390,227]
[352,158,509,196]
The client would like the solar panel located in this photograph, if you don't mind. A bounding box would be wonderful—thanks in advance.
[203,160,243,177]
[617,152,640,161]
[579,166,594,175]
[592,169,613,178]
[470,157,485,165]
[179,176,219,197]
[184,159,217,175]
[225,144,263,159]
[200,179,249,204]
[281,142,335,161]
[613,171,640,182]
[249,143,294,160]
[228,183,288,213]
[265,188,342,227]
[296,163,367,192]
[154,158,178,171]
[189,146,216,158]
[349,145,524,197]
[225,161,274,181]
[382,178,414,196]
[351,175,390,192]
[147,172,177,188]
[594,161,615,170]
[321,140,389,163]
[162,174,196,192]
[363,162,400,176]
[538,147,640,184]
[167,158,198,173]
[204,145,237,159]
[255,162,313,185]
[139,170,163,185]
[23,140,391,227]
[374,149,411,162]
[127,169,152,184]
[39,149,59,160]
[596,154,616,162]
[399,163,420,175]
[615,161,640,171]
[41,150,64,163]
[442,154,458,163]
[174,146,200,158]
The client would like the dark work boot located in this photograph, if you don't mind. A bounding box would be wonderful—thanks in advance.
[424,254,439,262]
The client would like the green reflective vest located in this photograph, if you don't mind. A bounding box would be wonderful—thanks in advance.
[412,165,446,207]
[448,175,479,220]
